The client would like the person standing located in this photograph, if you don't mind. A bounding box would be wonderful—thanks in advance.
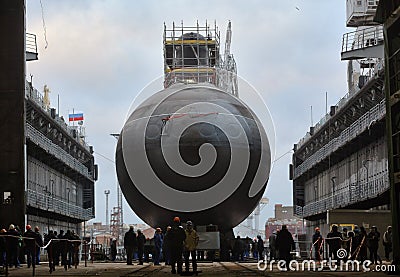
[64,230,73,269]
[257,235,264,261]
[55,230,64,267]
[44,230,57,273]
[110,238,117,262]
[383,226,392,261]
[326,225,342,261]
[153,228,163,265]
[70,230,81,268]
[233,236,244,261]
[312,227,323,261]
[124,226,137,265]
[23,225,37,268]
[367,226,380,264]
[251,238,258,259]
[275,225,295,270]
[163,226,172,265]
[136,230,145,265]
[183,221,199,274]
[341,227,349,258]
[169,217,186,274]
[34,226,43,265]
[6,224,21,268]
[268,231,277,261]
[358,226,368,262]
[0,229,6,267]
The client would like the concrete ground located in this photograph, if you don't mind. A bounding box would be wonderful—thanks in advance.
[0,261,396,277]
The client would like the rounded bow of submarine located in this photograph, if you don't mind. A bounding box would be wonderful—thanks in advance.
[116,83,271,230]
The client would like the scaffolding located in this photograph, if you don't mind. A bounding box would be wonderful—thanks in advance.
[163,21,238,97]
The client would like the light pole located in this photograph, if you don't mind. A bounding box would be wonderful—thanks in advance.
[104,190,110,233]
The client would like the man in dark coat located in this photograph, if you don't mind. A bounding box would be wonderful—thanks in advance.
[367,226,380,264]
[110,238,117,262]
[136,230,146,265]
[268,231,277,261]
[6,224,21,268]
[0,229,6,267]
[44,230,57,273]
[163,226,172,265]
[326,224,342,260]
[257,235,264,261]
[233,236,244,261]
[33,226,43,265]
[168,217,186,274]
[23,225,37,268]
[275,225,295,270]
[124,226,137,265]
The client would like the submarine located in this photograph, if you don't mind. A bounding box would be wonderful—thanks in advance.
[116,21,271,232]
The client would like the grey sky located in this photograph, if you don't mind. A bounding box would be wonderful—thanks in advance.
[26,1,350,227]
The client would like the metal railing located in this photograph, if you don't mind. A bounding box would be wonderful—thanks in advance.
[294,100,386,179]
[297,171,389,218]
[342,26,383,54]
[25,81,91,153]
[26,33,38,54]
[26,188,94,220]
[26,123,93,180]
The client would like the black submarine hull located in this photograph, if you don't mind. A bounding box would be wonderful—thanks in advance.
[116,83,270,231]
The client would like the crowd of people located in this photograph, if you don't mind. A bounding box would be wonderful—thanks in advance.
[311,224,392,264]
[0,223,81,273]
[124,217,200,275]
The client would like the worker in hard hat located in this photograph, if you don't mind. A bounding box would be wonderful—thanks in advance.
[312,227,323,261]
[184,221,199,274]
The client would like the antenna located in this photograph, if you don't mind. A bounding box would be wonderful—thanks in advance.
[311,105,313,126]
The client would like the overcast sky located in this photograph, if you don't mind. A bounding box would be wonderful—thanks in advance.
[26,0,350,229]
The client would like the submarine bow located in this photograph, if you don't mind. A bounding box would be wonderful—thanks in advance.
[116,83,271,231]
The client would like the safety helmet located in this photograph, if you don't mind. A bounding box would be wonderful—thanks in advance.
[26,225,32,230]
[173,216,180,223]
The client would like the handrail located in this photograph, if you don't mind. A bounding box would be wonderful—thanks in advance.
[25,81,91,153]
[26,123,93,180]
[26,33,38,54]
[26,187,94,220]
[341,26,384,53]
[294,100,385,179]
[297,171,389,218]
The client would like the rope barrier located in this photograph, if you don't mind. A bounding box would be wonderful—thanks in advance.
[0,234,84,249]
[307,234,370,261]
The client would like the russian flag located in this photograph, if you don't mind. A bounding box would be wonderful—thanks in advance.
[69,112,84,121]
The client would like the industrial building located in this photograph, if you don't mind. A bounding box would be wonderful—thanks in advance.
[0,1,97,235]
[290,0,392,258]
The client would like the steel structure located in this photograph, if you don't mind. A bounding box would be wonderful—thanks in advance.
[291,1,390,250]
[375,0,400,270]
[163,21,238,96]
[0,1,97,232]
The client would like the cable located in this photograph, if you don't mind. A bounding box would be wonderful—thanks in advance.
[94,151,115,164]
[39,0,49,49]
[273,149,294,163]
